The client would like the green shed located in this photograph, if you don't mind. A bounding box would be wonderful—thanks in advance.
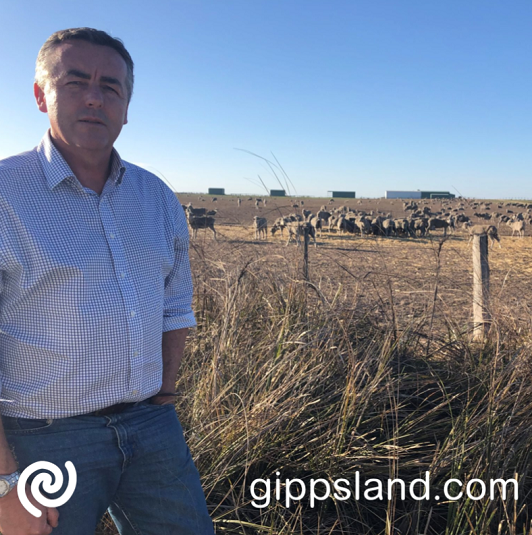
[328,191,356,199]
[420,191,455,199]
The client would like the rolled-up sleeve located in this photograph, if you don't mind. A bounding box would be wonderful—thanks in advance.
[162,196,197,331]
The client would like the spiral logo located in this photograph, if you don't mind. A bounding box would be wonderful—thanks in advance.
[17,461,77,517]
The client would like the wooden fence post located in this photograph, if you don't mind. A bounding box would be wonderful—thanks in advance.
[303,227,309,281]
[472,232,490,340]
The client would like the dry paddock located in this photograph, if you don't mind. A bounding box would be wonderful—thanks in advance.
[180,194,532,334]
[186,216,532,339]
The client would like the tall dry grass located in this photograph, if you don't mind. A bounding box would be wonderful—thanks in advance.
[98,237,532,535]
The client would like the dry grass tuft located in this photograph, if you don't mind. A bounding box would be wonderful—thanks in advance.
[97,235,532,535]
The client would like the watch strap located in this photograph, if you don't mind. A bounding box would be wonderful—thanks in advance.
[0,471,19,497]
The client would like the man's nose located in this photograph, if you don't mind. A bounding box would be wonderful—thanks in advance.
[84,83,104,108]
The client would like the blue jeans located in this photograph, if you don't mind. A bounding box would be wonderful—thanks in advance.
[2,399,214,534]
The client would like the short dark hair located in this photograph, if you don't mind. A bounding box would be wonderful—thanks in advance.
[35,27,134,102]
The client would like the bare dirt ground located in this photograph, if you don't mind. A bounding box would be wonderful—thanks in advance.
[180,194,532,337]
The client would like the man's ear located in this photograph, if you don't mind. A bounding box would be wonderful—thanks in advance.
[123,103,129,125]
[34,82,48,113]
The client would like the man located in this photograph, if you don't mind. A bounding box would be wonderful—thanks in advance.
[0,28,214,534]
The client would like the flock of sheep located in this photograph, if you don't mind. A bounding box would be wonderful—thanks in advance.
[183,197,529,247]
[253,199,527,248]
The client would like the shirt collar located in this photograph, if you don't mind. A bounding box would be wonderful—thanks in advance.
[37,130,126,190]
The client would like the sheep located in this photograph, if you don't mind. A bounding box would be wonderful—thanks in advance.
[237,198,242,207]
[270,217,290,237]
[507,219,525,238]
[308,214,325,237]
[187,214,217,240]
[270,223,283,237]
[317,210,331,223]
[466,224,501,248]
[302,209,312,220]
[356,216,372,237]
[327,214,339,232]
[186,204,207,217]
[413,217,428,237]
[371,216,385,236]
[253,216,268,240]
[427,217,449,236]
[288,213,303,222]
[286,221,317,247]
[447,215,456,234]
[382,218,395,237]
[337,214,357,235]
[395,218,415,238]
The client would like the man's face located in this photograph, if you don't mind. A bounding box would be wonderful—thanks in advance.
[34,40,129,154]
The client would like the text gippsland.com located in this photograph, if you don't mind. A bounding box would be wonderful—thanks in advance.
[249,472,518,509]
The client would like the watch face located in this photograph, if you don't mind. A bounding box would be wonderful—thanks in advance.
[0,480,9,496]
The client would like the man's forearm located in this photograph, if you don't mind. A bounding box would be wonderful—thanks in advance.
[0,421,18,474]
[0,419,59,532]
[160,328,189,393]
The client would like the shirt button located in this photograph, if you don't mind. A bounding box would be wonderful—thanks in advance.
[120,272,126,278]
[130,311,136,317]
[132,390,139,395]
[110,233,115,239]
[133,350,139,357]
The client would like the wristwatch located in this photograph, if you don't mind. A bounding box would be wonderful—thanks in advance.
[0,471,19,498]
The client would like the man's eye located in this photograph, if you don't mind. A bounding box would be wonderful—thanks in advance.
[103,86,118,94]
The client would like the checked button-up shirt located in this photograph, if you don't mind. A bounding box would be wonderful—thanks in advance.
[0,132,196,419]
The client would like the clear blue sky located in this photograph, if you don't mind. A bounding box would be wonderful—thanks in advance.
[1,1,530,198]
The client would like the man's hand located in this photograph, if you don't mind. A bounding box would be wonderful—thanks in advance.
[0,484,59,534]
[160,328,188,398]
[149,394,176,406]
